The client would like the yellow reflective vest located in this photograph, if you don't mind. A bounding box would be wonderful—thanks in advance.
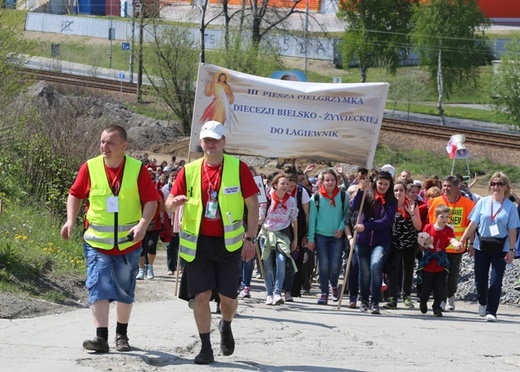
[83,155,142,251]
[179,155,245,262]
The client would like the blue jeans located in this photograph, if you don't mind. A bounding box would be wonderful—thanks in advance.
[83,242,141,304]
[241,257,255,287]
[315,234,344,295]
[356,242,390,304]
[261,237,286,296]
[474,248,507,316]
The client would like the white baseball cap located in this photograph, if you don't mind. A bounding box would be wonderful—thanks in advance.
[200,120,225,140]
[380,164,395,177]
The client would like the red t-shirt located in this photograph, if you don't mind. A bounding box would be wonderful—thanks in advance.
[422,223,454,273]
[70,157,161,255]
[171,159,259,237]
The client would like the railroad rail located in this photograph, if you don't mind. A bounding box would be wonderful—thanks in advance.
[17,68,520,150]
[18,68,138,94]
[382,118,519,151]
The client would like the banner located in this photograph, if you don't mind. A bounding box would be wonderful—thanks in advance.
[190,64,389,167]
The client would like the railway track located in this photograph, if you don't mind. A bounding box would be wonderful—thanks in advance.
[17,67,520,150]
[18,68,138,94]
[382,118,520,151]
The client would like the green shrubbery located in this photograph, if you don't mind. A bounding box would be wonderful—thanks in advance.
[0,194,84,296]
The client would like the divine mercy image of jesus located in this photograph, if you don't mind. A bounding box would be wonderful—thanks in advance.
[200,72,238,131]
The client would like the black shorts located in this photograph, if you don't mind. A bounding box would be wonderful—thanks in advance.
[187,234,242,299]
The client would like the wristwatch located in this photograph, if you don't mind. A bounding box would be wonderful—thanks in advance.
[246,237,258,244]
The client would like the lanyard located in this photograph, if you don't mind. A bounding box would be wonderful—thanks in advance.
[105,159,125,196]
[204,161,223,199]
[490,198,505,222]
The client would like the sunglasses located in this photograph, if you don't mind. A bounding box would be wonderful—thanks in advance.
[490,182,505,187]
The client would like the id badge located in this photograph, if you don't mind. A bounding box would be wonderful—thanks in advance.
[205,200,219,219]
[107,196,119,213]
[489,224,500,237]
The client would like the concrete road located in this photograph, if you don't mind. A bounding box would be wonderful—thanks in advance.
[2,261,520,371]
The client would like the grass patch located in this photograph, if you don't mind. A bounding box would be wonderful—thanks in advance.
[374,145,520,186]
[0,196,84,297]
[386,102,514,125]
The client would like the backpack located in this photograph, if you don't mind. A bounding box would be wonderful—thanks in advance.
[313,190,346,211]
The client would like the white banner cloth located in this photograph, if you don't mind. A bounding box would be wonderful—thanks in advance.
[190,64,389,167]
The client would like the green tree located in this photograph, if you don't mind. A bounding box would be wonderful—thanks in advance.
[338,0,417,82]
[209,31,285,77]
[492,38,520,126]
[0,10,33,108]
[411,0,490,125]
[145,23,199,135]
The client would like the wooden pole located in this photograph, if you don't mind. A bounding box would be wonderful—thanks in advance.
[337,189,367,310]
[174,252,181,297]
[254,241,264,279]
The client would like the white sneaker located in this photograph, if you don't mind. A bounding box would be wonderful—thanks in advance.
[447,296,455,311]
[486,314,497,322]
[439,301,446,311]
[265,295,273,305]
[273,293,284,305]
[147,265,155,280]
[136,268,145,280]
[479,304,486,317]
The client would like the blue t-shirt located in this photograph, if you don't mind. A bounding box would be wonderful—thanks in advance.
[469,196,520,252]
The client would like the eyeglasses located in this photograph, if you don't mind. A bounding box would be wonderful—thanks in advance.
[491,182,505,187]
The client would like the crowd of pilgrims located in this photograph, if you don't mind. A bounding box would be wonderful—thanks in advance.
[140,153,520,322]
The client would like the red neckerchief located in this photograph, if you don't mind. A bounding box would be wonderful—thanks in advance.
[272,191,290,210]
[319,185,340,207]
[397,197,410,219]
[374,192,386,205]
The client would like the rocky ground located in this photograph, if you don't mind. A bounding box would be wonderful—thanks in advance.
[2,80,520,320]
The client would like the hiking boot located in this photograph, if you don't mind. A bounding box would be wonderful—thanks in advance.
[194,348,214,364]
[115,334,130,352]
[136,268,145,280]
[219,320,235,356]
[83,336,109,353]
[403,296,415,308]
[239,286,251,299]
[383,297,397,309]
[317,293,328,305]
[446,296,455,311]
[147,265,155,280]
[331,287,339,302]
[420,301,427,314]
[371,303,381,315]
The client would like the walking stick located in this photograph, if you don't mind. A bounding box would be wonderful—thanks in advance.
[254,241,265,279]
[337,188,367,310]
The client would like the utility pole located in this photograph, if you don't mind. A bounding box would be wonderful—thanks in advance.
[137,0,144,103]
[304,0,309,78]
[129,1,136,83]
